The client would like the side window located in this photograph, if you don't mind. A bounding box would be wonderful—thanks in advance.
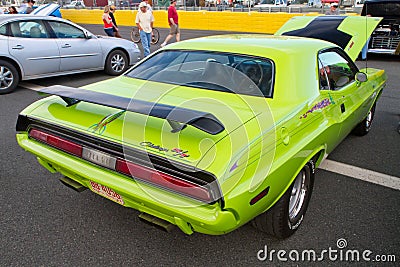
[48,21,85,39]
[0,24,6,36]
[9,21,48,38]
[318,50,358,91]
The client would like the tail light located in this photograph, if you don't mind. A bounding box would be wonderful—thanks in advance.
[116,159,211,202]
[29,129,82,157]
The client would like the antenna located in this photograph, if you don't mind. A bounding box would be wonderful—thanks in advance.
[364,2,368,69]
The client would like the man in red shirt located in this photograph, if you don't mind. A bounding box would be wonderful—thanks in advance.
[160,0,180,47]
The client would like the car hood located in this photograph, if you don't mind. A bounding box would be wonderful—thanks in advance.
[27,77,276,170]
[275,16,382,61]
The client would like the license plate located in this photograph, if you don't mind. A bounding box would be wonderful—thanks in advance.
[82,147,116,169]
[89,181,124,205]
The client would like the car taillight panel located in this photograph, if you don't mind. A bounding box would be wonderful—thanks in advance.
[28,128,213,203]
[116,159,211,202]
[29,129,83,157]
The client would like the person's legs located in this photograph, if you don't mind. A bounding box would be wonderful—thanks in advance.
[104,28,114,37]
[175,25,180,42]
[140,30,151,57]
[114,30,122,38]
[161,24,177,47]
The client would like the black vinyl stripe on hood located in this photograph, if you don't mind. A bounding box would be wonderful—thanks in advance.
[281,16,351,50]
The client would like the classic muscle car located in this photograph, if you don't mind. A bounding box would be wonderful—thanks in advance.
[16,16,386,238]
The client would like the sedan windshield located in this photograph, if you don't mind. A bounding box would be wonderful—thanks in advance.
[125,50,275,98]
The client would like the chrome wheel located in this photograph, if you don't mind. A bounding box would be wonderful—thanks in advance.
[105,50,128,76]
[0,60,19,94]
[0,66,14,90]
[288,170,308,221]
[111,54,126,73]
[365,109,373,129]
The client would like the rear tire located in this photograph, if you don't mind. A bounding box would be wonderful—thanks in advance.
[352,104,376,136]
[252,161,315,239]
[0,60,19,94]
[105,50,128,76]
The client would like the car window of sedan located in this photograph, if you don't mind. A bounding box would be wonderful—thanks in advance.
[0,25,6,36]
[318,50,358,91]
[47,21,85,39]
[9,21,49,38]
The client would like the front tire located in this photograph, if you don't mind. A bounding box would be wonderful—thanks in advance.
[0,60,19,94]
[105,50,128,76]
[352,104,376,136]
[252,161,315,239]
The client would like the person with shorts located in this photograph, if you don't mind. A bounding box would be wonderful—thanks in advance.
[160,0,180,47]
[109,5,122,38]
[102,5,116,37]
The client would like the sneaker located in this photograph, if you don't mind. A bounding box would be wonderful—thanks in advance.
[160,42,166,48]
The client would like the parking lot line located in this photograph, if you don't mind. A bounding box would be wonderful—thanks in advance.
[319,159,400,191]
[19,82,45,91]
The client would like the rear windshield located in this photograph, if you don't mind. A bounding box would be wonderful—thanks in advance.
[125,50,275,98]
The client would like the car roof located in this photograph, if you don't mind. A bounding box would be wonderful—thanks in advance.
[0,15,64,24]
[167,34,335,59]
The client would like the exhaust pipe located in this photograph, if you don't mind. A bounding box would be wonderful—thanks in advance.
[60,176,87,192]
[139,213,176,233]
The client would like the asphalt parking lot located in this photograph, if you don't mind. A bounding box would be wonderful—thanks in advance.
[0,25,399,266]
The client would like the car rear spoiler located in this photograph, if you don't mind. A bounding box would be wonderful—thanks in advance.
[39,85,225,135]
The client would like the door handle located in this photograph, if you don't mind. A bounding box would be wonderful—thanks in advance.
[61,44,71,48]
[340,103,346,113]
[12,44,24,50]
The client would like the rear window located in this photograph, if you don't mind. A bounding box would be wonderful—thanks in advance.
[125,50,275,98]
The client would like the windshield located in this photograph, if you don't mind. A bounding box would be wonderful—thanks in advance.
[125,50,275,98]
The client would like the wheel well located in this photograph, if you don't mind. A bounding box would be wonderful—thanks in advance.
[311,150,325,167]
[107,48,129,64]
[0,56,21,79]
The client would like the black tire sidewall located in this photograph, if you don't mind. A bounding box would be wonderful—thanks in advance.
[286,162,314,232]
[0,60,19,94]
[105,50,128,76]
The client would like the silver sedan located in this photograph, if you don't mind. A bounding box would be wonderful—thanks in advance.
[0,15,141,94]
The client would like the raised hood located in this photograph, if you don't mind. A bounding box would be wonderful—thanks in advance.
[275,16,382,61]
[24,77,272,168]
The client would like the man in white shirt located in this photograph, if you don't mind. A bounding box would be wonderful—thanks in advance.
[135,1,155,57]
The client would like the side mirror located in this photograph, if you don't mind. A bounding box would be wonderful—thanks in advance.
[355,72,368,83]
[84,32,93,39]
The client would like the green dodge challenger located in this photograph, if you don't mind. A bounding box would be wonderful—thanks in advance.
[16,16,386,238]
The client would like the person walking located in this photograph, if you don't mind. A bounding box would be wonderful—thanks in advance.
[325,3,340,15]
[102,5,116,37]
[135,1,155,57]
[109,5,122,38]
[139,0,153,13]
[26,0,35,14]
[160,0,180,47]
[8,6,18,14]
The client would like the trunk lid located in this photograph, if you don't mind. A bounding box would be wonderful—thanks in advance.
[28,76,272,168]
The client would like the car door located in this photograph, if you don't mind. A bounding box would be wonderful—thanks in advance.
[8,20,60,77]
[318,48,372,141]
[47,20,103,72]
